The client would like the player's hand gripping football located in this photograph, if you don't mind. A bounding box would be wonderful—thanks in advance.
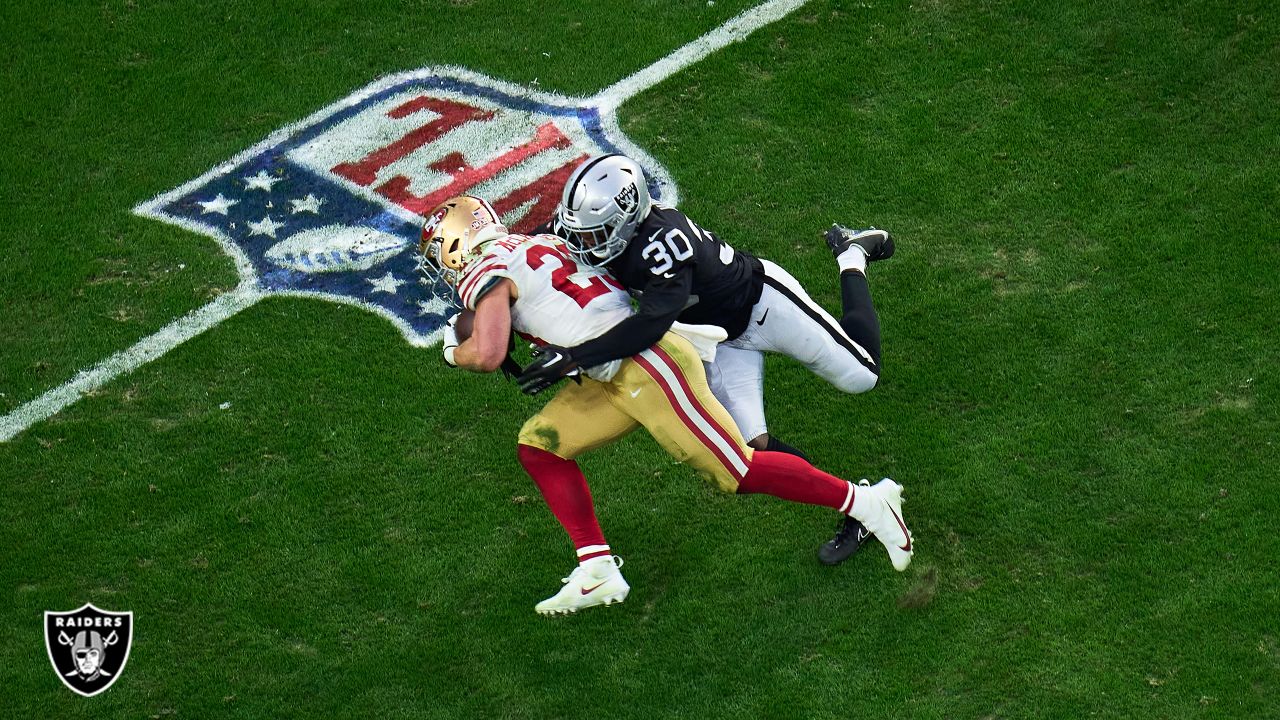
[517,344,579,395]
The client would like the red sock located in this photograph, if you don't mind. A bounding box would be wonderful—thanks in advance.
[517,444,611,562]
[737,450,856,514]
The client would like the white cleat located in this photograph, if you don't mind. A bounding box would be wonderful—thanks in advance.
[535,555,630,616]
[849,478,914,571]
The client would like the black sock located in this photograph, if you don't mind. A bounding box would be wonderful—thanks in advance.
[839,270,882,368]
[764,435,810,462]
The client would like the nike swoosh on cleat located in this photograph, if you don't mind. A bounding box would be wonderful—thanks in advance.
[886,503,912,552]
[856,528,871,543]
[581,581,609,595]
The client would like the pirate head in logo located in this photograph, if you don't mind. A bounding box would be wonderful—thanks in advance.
[60,629,118,682]
[44,603,133,697]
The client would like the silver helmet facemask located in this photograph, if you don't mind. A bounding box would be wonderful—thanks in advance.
[557,154,652,267]
[414,237,462,309]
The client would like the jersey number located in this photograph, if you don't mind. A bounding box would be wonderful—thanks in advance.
[525,244,618,309]
[642,229,695,276]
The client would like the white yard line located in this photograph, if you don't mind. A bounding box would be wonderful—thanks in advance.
[0,0,811,442]
[591,0,812,111]
[0,285,263,442]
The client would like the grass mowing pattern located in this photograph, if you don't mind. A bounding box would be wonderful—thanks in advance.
[1,1,1277,717]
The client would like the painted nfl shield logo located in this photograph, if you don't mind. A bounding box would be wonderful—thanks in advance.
[0,0,806,444]
[45,603,134,697]
[134,66,677,346]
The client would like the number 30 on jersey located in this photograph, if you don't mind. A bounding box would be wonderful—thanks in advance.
[642,229,694,276]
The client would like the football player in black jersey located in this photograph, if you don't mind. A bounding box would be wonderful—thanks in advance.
[517,154,894,565]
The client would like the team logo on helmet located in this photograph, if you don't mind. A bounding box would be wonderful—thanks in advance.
[423,206,450,238]
[44,603,134,697]
[613,184,639,214]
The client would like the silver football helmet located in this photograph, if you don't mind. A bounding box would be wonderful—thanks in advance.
[557,154,652,267]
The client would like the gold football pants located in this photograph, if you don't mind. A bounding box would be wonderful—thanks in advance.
[517,332,754,492]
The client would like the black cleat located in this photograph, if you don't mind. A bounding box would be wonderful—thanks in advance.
[825,225,895,262]
[818,515,874,566]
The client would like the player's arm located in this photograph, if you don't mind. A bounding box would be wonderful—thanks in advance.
[515,269,691,395]
[453,279,515,373]
[568,269,692,368]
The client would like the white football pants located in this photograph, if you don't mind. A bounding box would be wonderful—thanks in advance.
[704,259,878,441]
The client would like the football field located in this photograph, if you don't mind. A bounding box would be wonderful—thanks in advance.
[2,0,1277,717]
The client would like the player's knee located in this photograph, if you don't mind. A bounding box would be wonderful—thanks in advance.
[517,416,565,457]
[707,469,740,494]
[686,460,741,494]
[832,366,879,394]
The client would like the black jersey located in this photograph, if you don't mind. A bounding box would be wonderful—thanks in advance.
[609,206,763,335]
[550,205,765,369]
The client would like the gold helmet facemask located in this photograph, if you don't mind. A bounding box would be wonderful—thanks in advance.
[417,195,507,303]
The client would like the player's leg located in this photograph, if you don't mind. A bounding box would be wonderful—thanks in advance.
[612,335,754,493]
[517,381,637,614]
[622,332,848,504]
[705,345,767,447]
[706,341,814,459]
[689,336,908,568]
[753,258,880,394]
[738,451,914,571]
[824,224,893,367]
[616,334,913,571]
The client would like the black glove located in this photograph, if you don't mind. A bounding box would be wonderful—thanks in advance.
[517,345,579,395]
[498,333,523,381]
[499,355,524,381]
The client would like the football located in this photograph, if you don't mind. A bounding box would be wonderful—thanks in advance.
[263,224,406,273]
[452,309,475,342]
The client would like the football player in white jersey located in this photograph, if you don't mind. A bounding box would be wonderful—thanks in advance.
[419,195,914,616]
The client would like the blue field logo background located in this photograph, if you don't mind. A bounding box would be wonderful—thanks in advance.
[146,70,675,344]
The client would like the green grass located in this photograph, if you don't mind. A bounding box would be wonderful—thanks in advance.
[2,0,1278,717]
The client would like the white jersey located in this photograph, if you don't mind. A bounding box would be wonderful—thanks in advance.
[458,234,633,381]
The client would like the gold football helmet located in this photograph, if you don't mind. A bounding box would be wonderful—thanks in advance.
[417,195,507,295]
